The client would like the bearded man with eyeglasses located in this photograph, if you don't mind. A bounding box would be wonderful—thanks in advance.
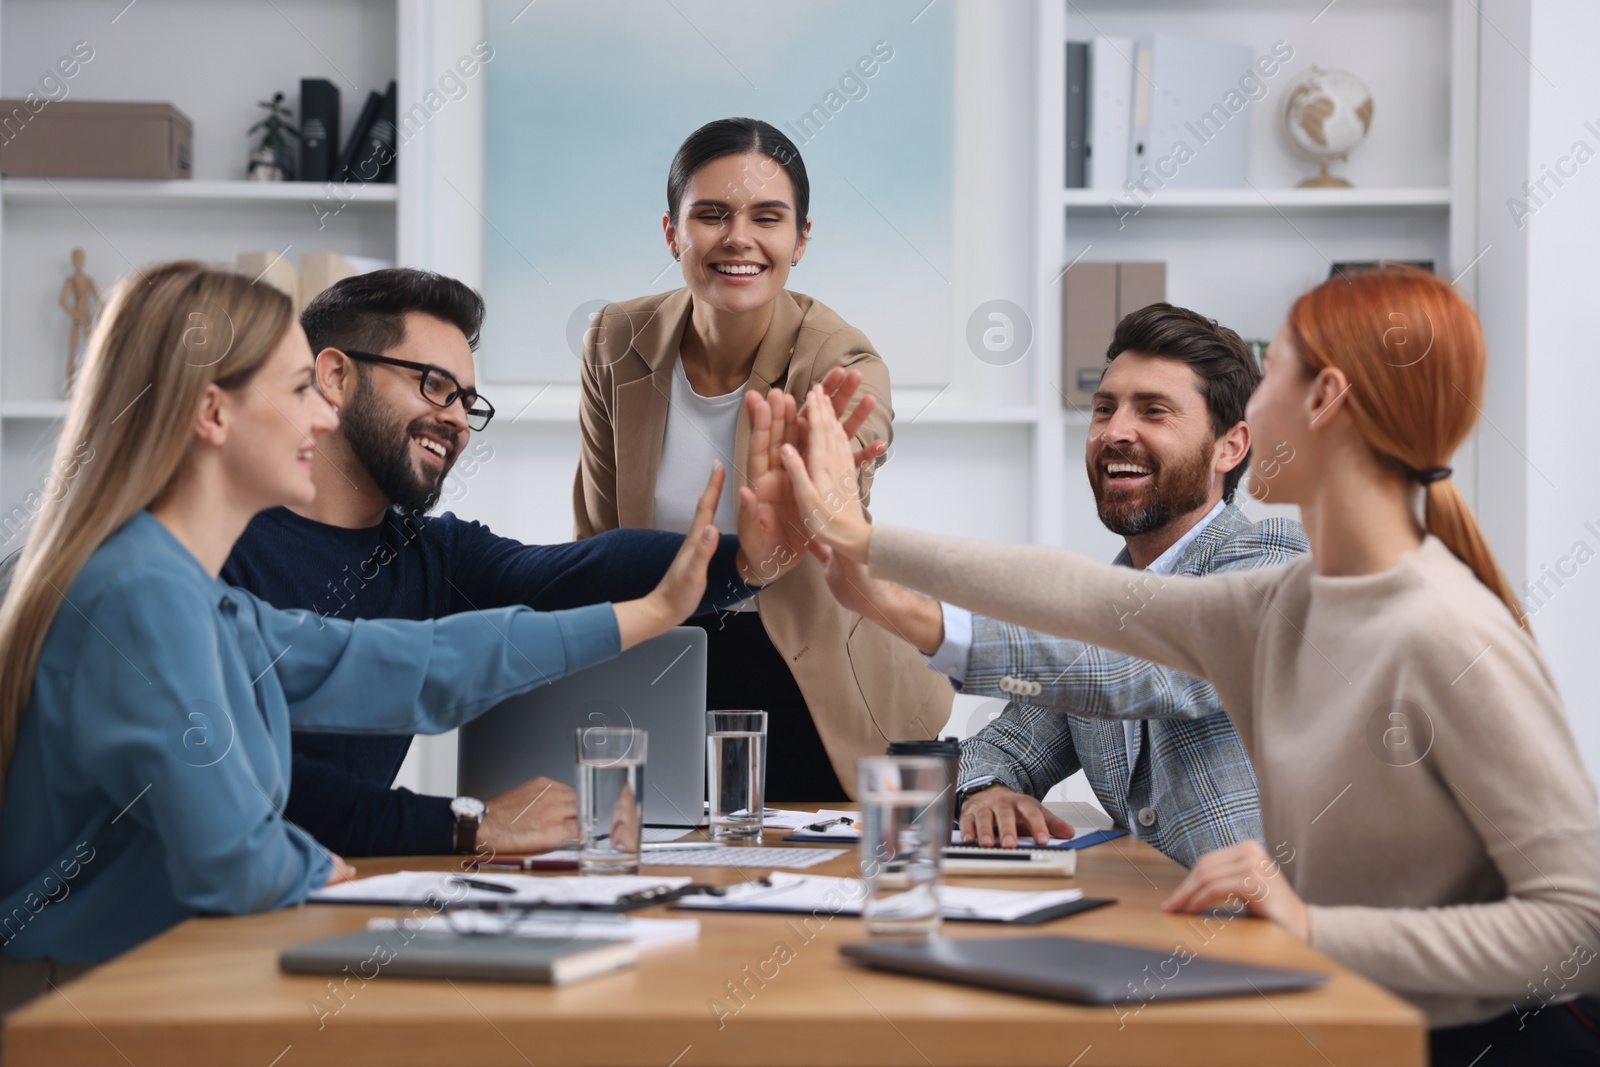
[220,269,820,859]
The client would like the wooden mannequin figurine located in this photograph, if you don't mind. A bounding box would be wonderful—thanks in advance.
[59,247,101,389]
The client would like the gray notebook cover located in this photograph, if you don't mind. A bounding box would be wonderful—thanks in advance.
[840,935,1326,1005]
[281,929,636,985]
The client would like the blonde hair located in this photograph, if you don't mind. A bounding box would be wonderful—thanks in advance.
[0,261,294,791]
[1287,264,1526,629]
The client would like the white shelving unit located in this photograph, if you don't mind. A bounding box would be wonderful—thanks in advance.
[1061,186,1452,211]
[1031,0,1476,553]
[0,0,1498,795]
[0,178,400,206]
[0,0,408,541]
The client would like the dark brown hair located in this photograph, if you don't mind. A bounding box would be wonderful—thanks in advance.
[300,268,484,357]
[667,117,810,227]
[1105,302,1261,502]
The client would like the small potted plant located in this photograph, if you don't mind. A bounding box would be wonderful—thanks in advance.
[247,91,300,181]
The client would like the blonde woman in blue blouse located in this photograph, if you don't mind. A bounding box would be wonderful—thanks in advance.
[0,261,730,1014]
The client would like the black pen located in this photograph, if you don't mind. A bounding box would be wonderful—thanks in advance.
[802,816,856,832]
[450,875,517,895]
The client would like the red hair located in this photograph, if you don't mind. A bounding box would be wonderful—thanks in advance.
[1287,264,1526,630]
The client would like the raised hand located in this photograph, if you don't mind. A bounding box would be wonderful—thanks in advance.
[736,388,810,586]
[810,540,886,622]
[803,367,888,468]
[810,542,946,654]
[614,464,724,650]
[779,385,873,562]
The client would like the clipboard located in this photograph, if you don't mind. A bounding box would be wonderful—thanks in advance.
[307,870,705,912]
[672,872,1115,925]
[782,828,1129,850]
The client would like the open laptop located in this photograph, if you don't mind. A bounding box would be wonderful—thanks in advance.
[457,626,707,828]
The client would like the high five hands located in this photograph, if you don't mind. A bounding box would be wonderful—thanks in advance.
[619,369,887,650]
[736,368,885,586]
[772,381,877,564]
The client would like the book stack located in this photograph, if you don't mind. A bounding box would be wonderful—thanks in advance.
[298,77,398,185]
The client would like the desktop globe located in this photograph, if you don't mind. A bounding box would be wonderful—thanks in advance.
[1280,67,1374,187]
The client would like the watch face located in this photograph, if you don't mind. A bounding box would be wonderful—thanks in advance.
[451,796,485,820]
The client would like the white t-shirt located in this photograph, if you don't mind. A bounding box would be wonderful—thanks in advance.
[653,356,755,610]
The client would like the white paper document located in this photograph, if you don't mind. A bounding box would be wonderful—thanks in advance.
[642,827,693,843]
[674,871,1083,922]
[760,808,847,830]
[367,913,701,950]
[795,816,1093,849]
[530,846,846,869]
[307,871,691,908]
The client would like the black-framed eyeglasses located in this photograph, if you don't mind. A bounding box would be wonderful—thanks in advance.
[342,350,496,431]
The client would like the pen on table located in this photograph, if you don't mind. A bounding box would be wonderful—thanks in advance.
[471,856,579,871]
[450,875,517,894]
[802,816,857,832]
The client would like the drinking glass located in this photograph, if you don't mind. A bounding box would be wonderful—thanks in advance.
[707,711,767,841]
[857,755,949,936]
[576,726,647,875]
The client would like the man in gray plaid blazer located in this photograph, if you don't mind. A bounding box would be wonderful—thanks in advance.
[948,503,1305,867]
[815,303,1307,868]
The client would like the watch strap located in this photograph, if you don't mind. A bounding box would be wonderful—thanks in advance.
[453,811,481,854]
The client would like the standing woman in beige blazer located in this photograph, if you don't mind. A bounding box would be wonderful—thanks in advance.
[574,117,952,801]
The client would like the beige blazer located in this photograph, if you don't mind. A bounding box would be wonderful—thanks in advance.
[573,287,953,794]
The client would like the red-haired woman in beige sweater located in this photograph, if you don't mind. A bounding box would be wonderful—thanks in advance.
[781,265,1600,1065]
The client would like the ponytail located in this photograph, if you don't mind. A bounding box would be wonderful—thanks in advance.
[1287,264,1528,630]
[1424,480,1527,630]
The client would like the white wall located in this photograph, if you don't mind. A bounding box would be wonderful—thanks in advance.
[403,0,1064,800]
[1485,0,1600,785]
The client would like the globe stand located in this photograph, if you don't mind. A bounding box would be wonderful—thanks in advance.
[1297,160,1353,188]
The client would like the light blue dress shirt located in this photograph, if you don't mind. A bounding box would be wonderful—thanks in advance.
[0,511,621,963]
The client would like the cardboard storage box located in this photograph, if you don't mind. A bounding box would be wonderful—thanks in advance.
[0,100,192,179]
[1061,261,1166,408]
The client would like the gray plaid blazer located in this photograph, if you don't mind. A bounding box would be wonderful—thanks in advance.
[957,503,1308,868]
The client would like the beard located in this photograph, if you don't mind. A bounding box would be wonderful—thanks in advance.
[340,372,459,515]
[1088,437,1215,538]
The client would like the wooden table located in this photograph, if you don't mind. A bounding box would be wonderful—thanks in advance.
[4,811,1424,1066]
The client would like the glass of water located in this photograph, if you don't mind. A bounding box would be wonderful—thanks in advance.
[576,726,647,875]
[857,755,949,937]
[707,710,766,841]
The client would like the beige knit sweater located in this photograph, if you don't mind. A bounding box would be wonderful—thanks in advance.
[872,529,1600,1027]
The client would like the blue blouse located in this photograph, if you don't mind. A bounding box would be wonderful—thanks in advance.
[0,511,621,963]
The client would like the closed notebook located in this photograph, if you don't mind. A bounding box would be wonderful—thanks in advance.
[840,935,1326,1005]
[943,846,1076,877]
[280,929,636,985]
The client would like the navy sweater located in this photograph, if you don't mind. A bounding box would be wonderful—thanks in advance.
[222,506,750,856]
